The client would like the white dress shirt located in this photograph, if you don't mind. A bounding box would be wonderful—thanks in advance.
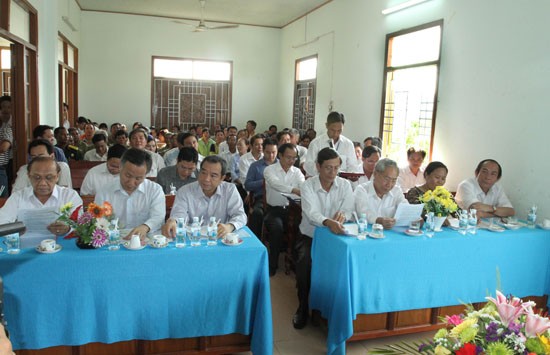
[0,185,82,224]
[355,181,408,224]
[95,179,165,232]
[12,162,73,193]
[303,133,356,176]
[170,181,247,230]
[397,166,425,193]
[455,177,513,210]
[219,150,238,171]
[218,141,229,155]
[264,162,305,207]
[351,174,373,190]
[146,151,166,177]
[80,163,119,195]
[299,176,354,238]
[83,149,107,162]
[296,145,308,162]
[238,151,263,183]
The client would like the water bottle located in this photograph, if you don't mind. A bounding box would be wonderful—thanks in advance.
[357,213,368,239]
[175,217,186,248]
[207,217,218,246]
[467,208,477,235]
[108,228,120,251]
[425,212,435,238]
[190,217,201,247]
[458,210,468,236]
[527,205,537,228]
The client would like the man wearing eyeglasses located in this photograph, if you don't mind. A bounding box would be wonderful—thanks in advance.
[0,156,82,234]
[156,147,198,194]
[12,139,73,193]
[263,143,305,276]
[355,158,408,229]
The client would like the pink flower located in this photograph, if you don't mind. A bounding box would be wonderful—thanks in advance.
[91,228,108,248]
[524,312,550,337]
[445,314,463,326]
[486,290,524,326]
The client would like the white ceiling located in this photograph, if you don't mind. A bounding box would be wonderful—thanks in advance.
[76,0,333,28]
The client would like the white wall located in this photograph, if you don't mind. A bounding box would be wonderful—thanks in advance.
[280,0,550,219]
[78,12,281,131]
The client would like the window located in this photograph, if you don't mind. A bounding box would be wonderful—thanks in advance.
[380,20,443,162]
[58,33,78,127]
[151,57,232,130]
[292,55,317,130]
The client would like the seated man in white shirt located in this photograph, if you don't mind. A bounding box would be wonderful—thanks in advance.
[397,147,426,193]
[455,159,515,218]
[351,145,381,189]
[355,158,408,230]
[264,143,305,276]
[129,128,165,177]
[293,147,354,329]
[12,139,72,193]
[303,111,356,176]
[162,155,247,240]
[95,148,165,240]
[0,156,82,237]
[289,128,307,168]
[238,134,264,184]
[83,132,109,162]
[80,144,127,195]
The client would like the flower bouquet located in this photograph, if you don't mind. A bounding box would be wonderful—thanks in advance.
[418,290,550,355]
[419,186,459,217]
[57,201,115,248]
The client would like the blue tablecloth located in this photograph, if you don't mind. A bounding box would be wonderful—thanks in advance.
[310,226,550,355]
[0,227,273,354]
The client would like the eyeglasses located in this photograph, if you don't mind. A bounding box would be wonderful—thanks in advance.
[380,174,398,184]
[29,174,58,183]
[283,155,298,161]
[322,165,340,172]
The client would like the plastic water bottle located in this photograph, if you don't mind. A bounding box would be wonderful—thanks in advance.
[108,228,120,251]
[425,212,435,238]
[527,205,537,228]
[467,208,477,235]
[190,217,201,247]
[357,213,368,239]
[458,210,468,236]
[175,217,186,248]
[207,217,218,246]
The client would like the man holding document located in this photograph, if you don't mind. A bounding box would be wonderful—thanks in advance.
[0,156,82,236]
[355,158,420,229]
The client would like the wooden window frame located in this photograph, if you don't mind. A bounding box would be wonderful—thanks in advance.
[379,20,443,159]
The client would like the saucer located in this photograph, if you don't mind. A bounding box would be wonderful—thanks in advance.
[487,224,505,232]
[404,229,423,237]
[537,223,550,230]
[221,238,243,246]
[366,233,385,239]
[36,244,62,254]
[501,222,521,230]
[123,241,147,250]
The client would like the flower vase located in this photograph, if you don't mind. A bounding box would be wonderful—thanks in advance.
[433,216,447,232]
[76,237,96,249]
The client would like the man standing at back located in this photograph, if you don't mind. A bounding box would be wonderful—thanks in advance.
[304,111,356,176]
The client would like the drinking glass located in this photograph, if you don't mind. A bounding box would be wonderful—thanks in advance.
[6,233,20,254]
[425,212,435,238]
[409,220,421,233]
[175,218,187,248]
[371,223,384,238]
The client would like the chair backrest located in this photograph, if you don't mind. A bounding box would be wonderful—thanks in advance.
[165,194,175,221]
[81,194,95,207]
[69,161,103,191]
[0,197,6,208]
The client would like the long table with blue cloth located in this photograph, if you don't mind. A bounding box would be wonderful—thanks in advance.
[310,225,550,355]
[0,227,273,355]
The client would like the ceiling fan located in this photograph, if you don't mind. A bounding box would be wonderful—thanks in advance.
[173,0,239,32]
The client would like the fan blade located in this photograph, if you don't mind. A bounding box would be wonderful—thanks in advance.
[206,24,239,30]
[172,20,196,27]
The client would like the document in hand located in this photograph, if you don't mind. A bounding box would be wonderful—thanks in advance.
[393,203,424,227]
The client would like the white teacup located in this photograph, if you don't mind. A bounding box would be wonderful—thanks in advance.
[152,235,166,247]
[130,235,141,249]
[225,233,238,244]
[40,239,56,252]
[543,219,550,228]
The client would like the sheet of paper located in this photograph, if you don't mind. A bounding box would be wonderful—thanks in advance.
[393,203,424,227]
[281,193,301,203]
[342,223,359,236]
[18,207,58,235]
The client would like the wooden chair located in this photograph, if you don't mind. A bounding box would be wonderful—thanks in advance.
[68,161,103,192]
[81,195,95,206]
[165,194,175,221]
[0,197,6,208]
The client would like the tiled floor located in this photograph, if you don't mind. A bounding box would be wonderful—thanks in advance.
[261,259,434,354]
